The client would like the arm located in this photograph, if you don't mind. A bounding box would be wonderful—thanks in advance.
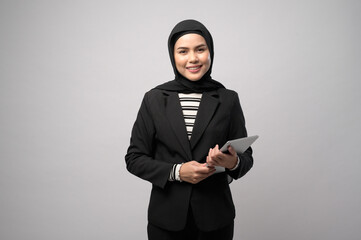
[125,93,173,189]
[206,92,253,180]
[226,92,253,179]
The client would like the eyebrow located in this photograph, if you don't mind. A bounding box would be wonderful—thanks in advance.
[176,44,207,50]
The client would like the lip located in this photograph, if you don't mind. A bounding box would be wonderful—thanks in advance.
[186,65,202,73]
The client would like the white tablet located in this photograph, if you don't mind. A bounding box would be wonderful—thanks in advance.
[220,135,259,153]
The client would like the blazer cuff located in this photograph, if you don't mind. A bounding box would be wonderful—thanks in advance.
[229,156,240,171]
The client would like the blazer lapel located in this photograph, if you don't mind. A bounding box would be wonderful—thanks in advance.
[190,90,220,149]
[164,91,193,161]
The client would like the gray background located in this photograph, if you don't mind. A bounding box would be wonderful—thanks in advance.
[1,0,360,239]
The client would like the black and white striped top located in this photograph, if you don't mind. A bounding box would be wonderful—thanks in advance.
[178,93,202,140]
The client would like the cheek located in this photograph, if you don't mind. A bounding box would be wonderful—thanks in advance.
[202,54,211,70]
[175,56,186,67]
[201,53,211,64]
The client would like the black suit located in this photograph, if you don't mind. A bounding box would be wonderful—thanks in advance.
[125,88,253,232]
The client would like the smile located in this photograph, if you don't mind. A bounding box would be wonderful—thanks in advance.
[186,65,202,73]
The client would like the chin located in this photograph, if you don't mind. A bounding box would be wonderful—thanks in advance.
[188,78,201,82]
[185,75,202,81]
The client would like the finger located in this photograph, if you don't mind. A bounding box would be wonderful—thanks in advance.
[228,146,237,156]
[204,168,216,177]
[215,145,224,156]
[207,168,216,177]
[206,156,214,167]
[213,149,224,161]
[210,155,219,166]
[214,148,222,160]
[207,149,213,163]
[203,162,214,169]
[209,147,215,157]
[209,147,223,166]
[198,165,216,174]
[207,166,216,171]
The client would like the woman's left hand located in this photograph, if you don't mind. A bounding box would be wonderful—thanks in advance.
[206,145,238,170]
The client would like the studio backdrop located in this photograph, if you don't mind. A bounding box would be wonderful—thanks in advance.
[0,0,360,239]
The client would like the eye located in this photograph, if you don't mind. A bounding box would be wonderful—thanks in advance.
[197,48,205,52]
[178,50,187,54]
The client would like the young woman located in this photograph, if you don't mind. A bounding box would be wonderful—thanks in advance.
[125,19,253,240]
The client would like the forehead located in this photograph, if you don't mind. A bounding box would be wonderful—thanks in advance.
[174,33,207,48]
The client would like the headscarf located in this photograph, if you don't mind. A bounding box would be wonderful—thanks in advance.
[155,19,225,93]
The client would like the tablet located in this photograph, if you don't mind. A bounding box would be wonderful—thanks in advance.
[220,135,259,153]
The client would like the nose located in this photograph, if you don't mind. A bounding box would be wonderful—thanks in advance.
[188,51,198,63]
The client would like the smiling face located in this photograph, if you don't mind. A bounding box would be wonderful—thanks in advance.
[173,33,211,81]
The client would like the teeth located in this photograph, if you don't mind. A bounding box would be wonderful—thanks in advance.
[188,66,200,70]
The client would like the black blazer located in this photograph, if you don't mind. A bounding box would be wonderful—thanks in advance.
[125,88,253,232]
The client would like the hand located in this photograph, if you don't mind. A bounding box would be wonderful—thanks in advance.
[179,161,216,184]
[206,145,238,170]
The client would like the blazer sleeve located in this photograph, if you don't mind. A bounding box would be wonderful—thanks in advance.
[226,92,254,180]
[125,93,173,189]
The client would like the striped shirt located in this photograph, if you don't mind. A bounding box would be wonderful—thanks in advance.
[178,93,202,140]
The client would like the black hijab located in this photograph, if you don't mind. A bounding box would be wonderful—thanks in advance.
[155,19,225,93]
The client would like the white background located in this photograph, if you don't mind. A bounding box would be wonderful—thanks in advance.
[1,0,360,239]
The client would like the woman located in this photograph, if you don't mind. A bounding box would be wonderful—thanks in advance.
[125,19,253,240]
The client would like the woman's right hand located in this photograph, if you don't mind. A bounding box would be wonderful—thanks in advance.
[179,161,216,184]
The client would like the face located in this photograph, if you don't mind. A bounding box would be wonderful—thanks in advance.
[173,33,211,81]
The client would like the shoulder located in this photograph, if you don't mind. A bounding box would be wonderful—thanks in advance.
[145,88,163,97]
[216,88,239,100]
[144,88,168,100]
[217,88,237,95]
[141,88,170,109]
